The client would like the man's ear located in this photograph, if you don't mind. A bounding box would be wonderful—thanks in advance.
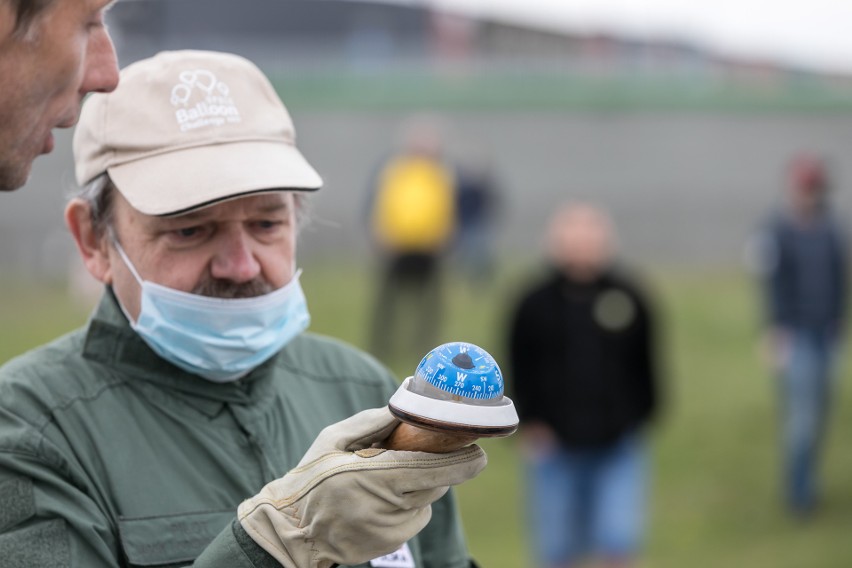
[65,198,113,284]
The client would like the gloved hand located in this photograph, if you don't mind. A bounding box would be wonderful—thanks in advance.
[238,406,487,568]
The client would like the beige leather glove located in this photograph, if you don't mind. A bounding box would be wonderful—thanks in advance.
[238,406,487,568]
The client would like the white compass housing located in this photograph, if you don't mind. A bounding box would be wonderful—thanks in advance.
[389,376,519,437]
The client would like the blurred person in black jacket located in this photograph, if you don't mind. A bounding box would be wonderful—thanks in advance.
[508,203,659,568]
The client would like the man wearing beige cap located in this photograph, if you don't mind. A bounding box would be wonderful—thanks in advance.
[0,50,486,567]
[0,0,119,192]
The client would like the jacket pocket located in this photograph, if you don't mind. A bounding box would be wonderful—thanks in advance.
[118,509,234,567]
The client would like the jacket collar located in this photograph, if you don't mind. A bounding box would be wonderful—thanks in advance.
[81,288,277,409]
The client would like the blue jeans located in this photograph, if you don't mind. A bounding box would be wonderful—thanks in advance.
[526,433,647,566]
[780,329,837,514]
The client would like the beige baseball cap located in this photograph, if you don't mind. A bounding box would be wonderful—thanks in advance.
[73,50,322,216]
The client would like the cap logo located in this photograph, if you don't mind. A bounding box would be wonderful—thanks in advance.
[170,68,241,132]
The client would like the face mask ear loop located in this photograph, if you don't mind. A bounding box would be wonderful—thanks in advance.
[107,229,146,324]
[109,229,145,287]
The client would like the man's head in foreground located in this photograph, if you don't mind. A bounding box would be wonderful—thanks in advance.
[0,0,119,191]
[65,49,322,380]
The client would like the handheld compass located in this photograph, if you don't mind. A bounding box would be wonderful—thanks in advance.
[386,342,519,452]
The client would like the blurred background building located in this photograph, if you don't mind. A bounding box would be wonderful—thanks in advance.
[3,0,852,278]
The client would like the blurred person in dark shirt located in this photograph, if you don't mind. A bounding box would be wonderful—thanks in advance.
[453,148,501,290]
[507,203,659,568]
[755,153,847,518]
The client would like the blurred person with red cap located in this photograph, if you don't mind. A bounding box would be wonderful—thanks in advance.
[755,153,848,518]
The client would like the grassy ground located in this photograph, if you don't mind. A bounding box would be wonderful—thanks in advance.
[2,260,852,567]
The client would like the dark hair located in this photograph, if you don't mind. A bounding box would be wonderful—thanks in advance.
[9,0,55,36]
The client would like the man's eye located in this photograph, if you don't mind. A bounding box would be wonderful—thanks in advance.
[256,220,282,230]
[87,13,106,30]
[175,227,202,239]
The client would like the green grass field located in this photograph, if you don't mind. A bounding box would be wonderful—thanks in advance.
[2,260,852,567]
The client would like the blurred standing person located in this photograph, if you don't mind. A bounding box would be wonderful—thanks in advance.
[0,0,119,192]
[367,116,456,362]
[756,154,847,518]
[453,149,501,290]
[508,203,659,568]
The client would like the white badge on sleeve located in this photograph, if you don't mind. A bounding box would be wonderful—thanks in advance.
[370,542,415,567]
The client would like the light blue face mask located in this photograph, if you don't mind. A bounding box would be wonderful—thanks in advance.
[113,241,310,382]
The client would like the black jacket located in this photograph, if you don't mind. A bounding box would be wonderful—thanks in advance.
[507,266,659,448]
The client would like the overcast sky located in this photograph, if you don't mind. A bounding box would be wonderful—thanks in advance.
[389,0,852,73]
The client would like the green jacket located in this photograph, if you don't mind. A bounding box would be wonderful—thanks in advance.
[0,290,472,567]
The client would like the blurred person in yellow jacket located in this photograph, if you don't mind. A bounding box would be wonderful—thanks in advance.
[367,115,457,362]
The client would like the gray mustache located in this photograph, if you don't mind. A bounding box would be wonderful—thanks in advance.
[191,278,275,299]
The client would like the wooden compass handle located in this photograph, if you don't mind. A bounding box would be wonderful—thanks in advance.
[384,422,478,453]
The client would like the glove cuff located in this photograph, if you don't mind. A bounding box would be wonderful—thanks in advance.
[239,502,333,568]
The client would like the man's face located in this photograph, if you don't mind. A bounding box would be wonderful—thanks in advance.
[105,191,299,321]
[547,205,614,282]
[0,0,119,191]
